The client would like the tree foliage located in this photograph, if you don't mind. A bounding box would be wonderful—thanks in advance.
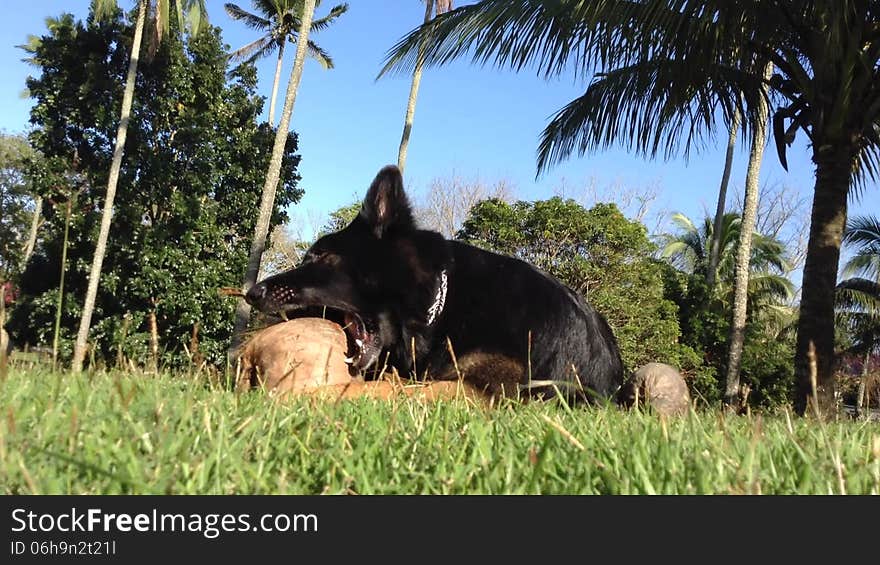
[319,201,361,236]
[225,0,346,69]
[9,10,302,368]
[836,215,880,373]
[660,211,795,315]
[0,133,38,281]
[661,212,798,408]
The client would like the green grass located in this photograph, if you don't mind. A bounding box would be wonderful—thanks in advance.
[1,367,878,494]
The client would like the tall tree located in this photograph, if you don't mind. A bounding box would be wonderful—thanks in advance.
[14,9,301,369]
[662,208,796,405]
[396,0,453,173]
[836,215,880,416]
[0,133,38,282]
[380,1,880,416]
[661,211,794,310]
[71,0,208,372]
[230,0,324,357]
[706,110,739,290]
[224,0,347,125]
[724,62,773,407]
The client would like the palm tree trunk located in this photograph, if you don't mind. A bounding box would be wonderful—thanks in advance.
[856,343,871,418]
[396,0,434,173]
[267,39,286,126]
[116,313,130,369]
[52,197,73,371]
[71,0,147,372]
[148,305,159,374]
[707,109,739,290]
[724,63,772,407]
[794,144,857,417]
[0,284,6,380]
[229,0,316,359]
[21,196,42,268]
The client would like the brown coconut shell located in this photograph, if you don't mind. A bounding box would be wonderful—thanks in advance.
[619,362,691,417]
[237,318,352,397]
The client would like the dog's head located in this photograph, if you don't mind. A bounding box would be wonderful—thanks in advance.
[246,165,444,372]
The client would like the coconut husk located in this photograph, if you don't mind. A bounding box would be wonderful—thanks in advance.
[619,362,691,417]
[237,318,352,396]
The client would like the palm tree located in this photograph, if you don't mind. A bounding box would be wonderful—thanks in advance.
[224,0,347,125]
[706,110,739,290]
[379,1,880,417]
[71,0,207,372]
[840,216,880,310]
[661,211,794,310]
[230,0,327,358]
[724,61,773,406]
[396,0,453,173]
[837,215,880,417]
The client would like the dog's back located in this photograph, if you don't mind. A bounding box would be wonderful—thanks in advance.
[419,239,624,401]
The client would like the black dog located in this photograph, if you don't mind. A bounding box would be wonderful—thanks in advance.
[246,165,623,402]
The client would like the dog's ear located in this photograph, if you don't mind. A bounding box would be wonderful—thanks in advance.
[360,165,414,237]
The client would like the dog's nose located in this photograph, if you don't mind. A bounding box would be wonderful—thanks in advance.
[245,283,268,307]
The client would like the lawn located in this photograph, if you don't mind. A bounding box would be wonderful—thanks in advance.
[1,367,878,494]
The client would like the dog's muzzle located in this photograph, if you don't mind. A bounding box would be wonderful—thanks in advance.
[244,283,269,309]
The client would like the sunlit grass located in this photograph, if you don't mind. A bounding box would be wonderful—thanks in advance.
[1,367,878,494]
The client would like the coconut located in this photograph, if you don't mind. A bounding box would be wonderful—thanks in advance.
[237,318,352,397]
[619,362,691,417]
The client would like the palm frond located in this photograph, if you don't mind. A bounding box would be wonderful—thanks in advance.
[310,2,348,32]
[659,212,705,273]
[229,34,275,62]
[379,0,760,79]
[224,3,272,30]
[837,277,880,300]
[660,240,697,267]
[379,1,587,80]
[184,0,208,36]
[836,278,880,316]
[842,251,880,281]
[755,302,799,339]
[852,136,880,190]
[535,56,761,173]
[252,0,287,16]
[91,0,119,21]
[750,232,791,274]
[843,215,880,247]
[714,212,742,256]
[747,272,796,302]
[669,211,698,235]
[305,39,333,69]
[377,1,790,177]
[252,0,288,17]
[841,214,880,280]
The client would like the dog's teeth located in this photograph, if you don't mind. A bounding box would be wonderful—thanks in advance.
[344,356,355,364]
[355,339,364,348]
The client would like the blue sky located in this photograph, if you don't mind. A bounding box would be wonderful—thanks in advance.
[1,1,877,253]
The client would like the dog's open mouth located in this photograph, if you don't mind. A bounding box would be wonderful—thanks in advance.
[339,311,381,372]
[273,305,381,373]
